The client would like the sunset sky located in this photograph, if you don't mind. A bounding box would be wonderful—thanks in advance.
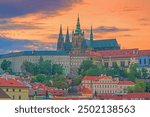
[0,0,150,54]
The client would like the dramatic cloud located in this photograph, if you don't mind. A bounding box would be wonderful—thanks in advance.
[0,37,56,54]
[0,0,82,18]
[85,26,132,34]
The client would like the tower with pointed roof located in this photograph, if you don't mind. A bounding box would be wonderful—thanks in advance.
[72,15,84,52]
[90,25,93,42]
[64,27,72,52]
[57,25,64,50]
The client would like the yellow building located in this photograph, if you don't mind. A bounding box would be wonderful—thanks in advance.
[0,88,11,100]
[0,78,29,100]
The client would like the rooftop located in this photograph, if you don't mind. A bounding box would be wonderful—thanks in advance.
[89,48,139,58]
[119,81,135,85]
[139,50,150,56]
[0,50,69,58]
[97,93,150,100]
[0,88,10,99]
[82,75,116,81]
[0,78,27,87]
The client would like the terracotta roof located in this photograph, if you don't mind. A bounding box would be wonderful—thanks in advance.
[123,93,150,99]
[82,87,92,94]
[32,83,48,90]
[0,78,27,87]
[52,97,93,100]
[83,76,99,81]
[119,81,135,85]
[139,50,150,56]
[0,88,10,99]
[89,48,139,58]
[97,93,150,100]
[83,75,116,81]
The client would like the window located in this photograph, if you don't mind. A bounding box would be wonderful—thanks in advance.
[144,59,146,64]
[120,61,125,67]
[19,89,21,92]
[139,59,142,64]
[13,89,15,92]
[19,96,21,100]
[112,62,117,67]
[13,95,15,100]
[6,89,9,92]
[104,62,109,68]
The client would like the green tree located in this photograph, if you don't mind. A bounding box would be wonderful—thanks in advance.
[145,83,150,92]
[127,80,146,93]
[128,63,140,82]
[134,80,146,92]
[79,60,95,74]
[21,61,35,75]
[141,68,148,78]
[1,60,12,72]
[52,75,69,89]
[74,76,82,86]
[52,64,64,75]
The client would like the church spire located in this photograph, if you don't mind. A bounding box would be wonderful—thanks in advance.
[65,27,70,43]
[90,25,93,41]
[60,24,62,34]
[57,24,64,50]
[75,14,81,34]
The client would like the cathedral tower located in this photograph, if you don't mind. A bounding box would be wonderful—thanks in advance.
[90,25,93,42]
[72,15,84,52]
[57,25,64,50]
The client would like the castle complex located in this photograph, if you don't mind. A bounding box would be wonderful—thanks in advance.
[0,16,150,76]
[57,16,120,53]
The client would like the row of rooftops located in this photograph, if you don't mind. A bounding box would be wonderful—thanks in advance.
[88,48,150,58]
[97,93,150,100]
[82,75,135,85]
[0,48,150,59]
[0,50,69,59]
[0,78,27,88]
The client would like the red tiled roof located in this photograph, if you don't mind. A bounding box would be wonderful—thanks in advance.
[97,93,150,100]
[88,48,139,58]
[83,75,116,81]
[83,76,99,81]
[123,93,150,99]
[139,50,150,56]
[52,97,93,100]
[119,81,135,85]
[97,94,122,100]
[0,78,27,87]
[32,83,48,90]
[82,87,92,94]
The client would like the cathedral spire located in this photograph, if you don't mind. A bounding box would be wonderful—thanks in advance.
[57,24,64,50]
[60,24,62,34]
[65,27,70,43]
[75,14,81,34]
[90,25,93,41]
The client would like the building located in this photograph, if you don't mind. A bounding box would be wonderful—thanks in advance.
[89,48,139,68]
[57,15,120,53]
[0,50,70,75]
[96,93,150,100]
[81,74,135,94]
[0,88,11,100]
[139,50,150,68]
[70,52,89,75]
[0,77,29,100]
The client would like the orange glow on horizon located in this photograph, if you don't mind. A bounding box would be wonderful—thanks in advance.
[1,0,150,50]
